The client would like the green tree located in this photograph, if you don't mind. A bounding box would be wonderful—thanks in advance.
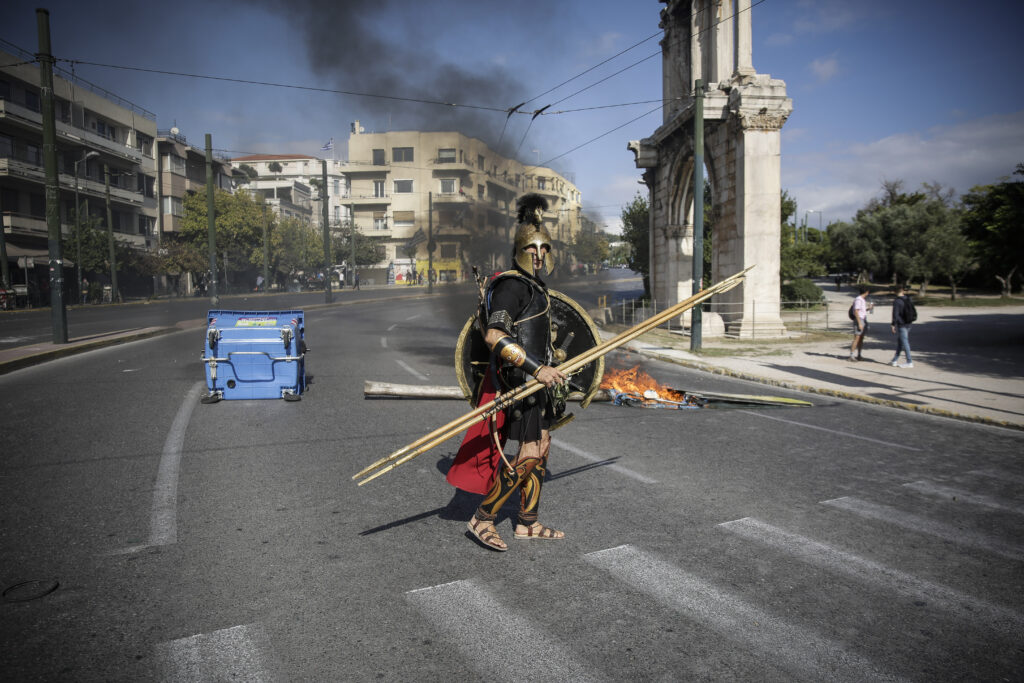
[268,161,283,174]
[921,215,976,299]
[334,224,385,267]
[180,189,267,283]
[570,230,609,267]
[620,193,650,295]
[961,164,1024,296]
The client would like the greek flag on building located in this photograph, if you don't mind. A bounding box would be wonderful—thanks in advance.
[321,138,333,151]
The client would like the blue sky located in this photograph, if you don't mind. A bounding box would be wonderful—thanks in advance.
[2,0,1021,233]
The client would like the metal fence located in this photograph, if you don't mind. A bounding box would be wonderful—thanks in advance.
[606,297,853,337]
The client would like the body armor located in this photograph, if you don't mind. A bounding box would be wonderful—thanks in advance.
[487,271,551,390]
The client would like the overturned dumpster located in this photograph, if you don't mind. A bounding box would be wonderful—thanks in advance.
[201,310,306,402]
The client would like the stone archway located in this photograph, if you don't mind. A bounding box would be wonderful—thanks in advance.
[629,0,791,337]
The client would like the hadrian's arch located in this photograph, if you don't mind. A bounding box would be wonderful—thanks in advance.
[629,0,791,337]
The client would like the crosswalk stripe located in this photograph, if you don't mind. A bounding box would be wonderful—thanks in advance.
[821,496,1024,560]
[155,623,274,682]
[405,579,604,683]
[902,480,1024,515]
[584,544,901,683]
[718,517,1024,639]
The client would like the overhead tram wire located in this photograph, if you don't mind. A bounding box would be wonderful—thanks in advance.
[55,59,510,114]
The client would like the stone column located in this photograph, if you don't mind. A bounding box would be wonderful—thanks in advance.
[735,0,755,77]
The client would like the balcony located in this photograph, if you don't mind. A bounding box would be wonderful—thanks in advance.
[0,100,144,165]
[431,157,474,173]
[346,193,391,206]
[432,191,473,205]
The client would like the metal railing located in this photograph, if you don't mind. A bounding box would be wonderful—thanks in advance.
[606,297,850,337]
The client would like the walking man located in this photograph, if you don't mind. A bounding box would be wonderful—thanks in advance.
[849,285,873,361]
[889,283,915,367]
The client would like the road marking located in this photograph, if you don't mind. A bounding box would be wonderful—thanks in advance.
[387,323,398,331]
[406,314,422,321]
[821,496,1024,560]
[405,578,603,683]
[380,336,388,348]
[719,517,1024,638]
[155,623,274,682]
[108,382,203,555]
[968,469,1024,486]
[584,544,899,683]
[903,480,1024,515]
[551,438,658,484]
[395,359,427,381]
[736,410,921,451]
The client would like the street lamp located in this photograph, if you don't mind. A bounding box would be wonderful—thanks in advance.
[74,150,100,304]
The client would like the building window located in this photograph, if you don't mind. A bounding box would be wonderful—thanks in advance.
[0,79,10,100]
[477,154,484,170]
[393,179,413,194]
[538,177,546,190]
[333,206,341,222]
[164,154,186,175]
[333,179,340,196]
[0,133,12,158]
[24,90,40,112]
[477,185,484,199]
[138,215,153,235]
[373,180,385,198]
[29,193,44,217]
[439,178,456,194]
[438,148,456,163]
[25,144,42,166]
[372,149,385,165]
[373,211,387,230]
[393,210,414,227]
[161,196,183,217]
[440,243,457,259]
[392,147,414,162]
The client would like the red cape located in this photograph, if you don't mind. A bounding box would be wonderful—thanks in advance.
[446,374,506,494]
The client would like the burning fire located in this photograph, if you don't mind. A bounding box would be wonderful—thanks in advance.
[600,366,687,402]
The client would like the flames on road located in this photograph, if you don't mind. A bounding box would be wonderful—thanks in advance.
[599,366,702,408]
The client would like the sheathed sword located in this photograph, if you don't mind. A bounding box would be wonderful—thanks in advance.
[352,266,753,485]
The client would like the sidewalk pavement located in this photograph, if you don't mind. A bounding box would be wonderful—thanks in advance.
[3,299,1022,431]
[607,303,1024,431]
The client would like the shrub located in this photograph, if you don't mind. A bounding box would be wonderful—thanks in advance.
[781,278,824,307]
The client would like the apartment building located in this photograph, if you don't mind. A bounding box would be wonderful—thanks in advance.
[346,127,583,281]
[156,127,238,237]
[230,154,350,228]
[0,45,157,298]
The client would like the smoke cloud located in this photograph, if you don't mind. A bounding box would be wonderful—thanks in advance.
[256,0,570,162]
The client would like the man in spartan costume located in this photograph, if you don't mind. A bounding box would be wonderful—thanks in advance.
[447,193,571,551]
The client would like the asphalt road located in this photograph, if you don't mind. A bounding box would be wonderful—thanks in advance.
[1,276,1022,681]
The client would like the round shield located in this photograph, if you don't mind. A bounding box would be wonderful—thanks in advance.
[454,289,604,409]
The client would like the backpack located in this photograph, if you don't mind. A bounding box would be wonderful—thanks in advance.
[848,303,856,321]
[903,296,917,323]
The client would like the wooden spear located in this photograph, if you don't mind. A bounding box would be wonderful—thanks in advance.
[352,266,752,485]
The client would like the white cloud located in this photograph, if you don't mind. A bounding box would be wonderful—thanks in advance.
[809,55,839,83]
[784,110,1024,224]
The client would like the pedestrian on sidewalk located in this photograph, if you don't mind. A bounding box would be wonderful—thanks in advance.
[889,283,916,367]
[849,285,873,361]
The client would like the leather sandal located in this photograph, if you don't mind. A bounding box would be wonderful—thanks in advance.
[513,522,565,540]
[467,516,508,552]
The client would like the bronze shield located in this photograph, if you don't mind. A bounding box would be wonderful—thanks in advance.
[454,289,605,409]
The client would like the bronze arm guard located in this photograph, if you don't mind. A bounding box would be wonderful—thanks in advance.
[492,335,544,377]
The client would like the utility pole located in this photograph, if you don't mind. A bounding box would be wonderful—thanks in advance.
[103,164,120,303]
[427,191,434,294]
[349,203,356,287]
[262,203,269,293]
[37,9,67,341]
[690,79,704,352]
[204,134,219,305]
[321,160,332,303]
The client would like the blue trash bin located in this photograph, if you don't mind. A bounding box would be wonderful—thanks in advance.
[201,310,306,401]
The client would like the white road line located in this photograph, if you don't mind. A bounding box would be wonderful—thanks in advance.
[821,496,1024,560]
[736,410,921,451]
[903,480,1024,515]
[584,544,900,683]
[968,469,1024,486]
[111,381,203,556]
[387,323,399,331]
[551,438,658,484]
[718,517,1024,638]
[405,578,604,683]
[155,623,275,682]
[395,359,427,381]
[406,314,422,321]
[380,336,388,348]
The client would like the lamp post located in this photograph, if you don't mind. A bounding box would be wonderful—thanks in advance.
[74,150,99,304]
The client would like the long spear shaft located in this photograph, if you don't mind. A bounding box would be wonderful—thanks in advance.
[353,266,752,485]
